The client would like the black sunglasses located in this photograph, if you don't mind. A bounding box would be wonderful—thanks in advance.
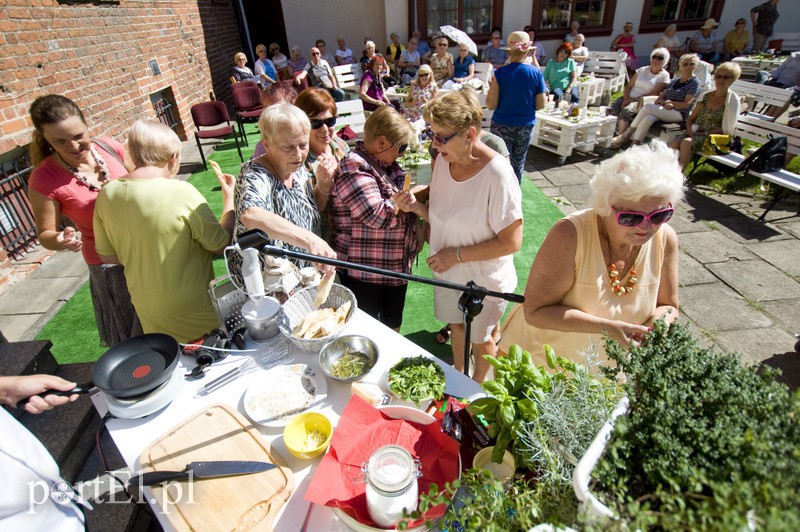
[310,116,337,129]
[397,143,408,154]
[652,54,665,60]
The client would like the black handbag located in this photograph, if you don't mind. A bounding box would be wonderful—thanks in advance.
[735,136,787,174]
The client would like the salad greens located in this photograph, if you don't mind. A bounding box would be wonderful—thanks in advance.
[388,356,446,406]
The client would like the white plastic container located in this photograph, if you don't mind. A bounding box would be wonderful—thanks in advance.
[572,396,629,519]
[362,445,422,528]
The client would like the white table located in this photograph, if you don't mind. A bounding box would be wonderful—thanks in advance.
[531,106,617,163]
[92,310,483,531]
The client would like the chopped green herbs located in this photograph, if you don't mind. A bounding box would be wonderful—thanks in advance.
[330,351,372,379]
[388,356,446,406]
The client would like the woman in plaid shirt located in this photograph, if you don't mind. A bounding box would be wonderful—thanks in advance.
[330,106,418,330]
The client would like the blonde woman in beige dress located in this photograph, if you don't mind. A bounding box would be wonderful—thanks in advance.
[499,141,683,368]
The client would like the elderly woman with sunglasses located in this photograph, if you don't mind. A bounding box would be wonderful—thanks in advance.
[608,48,671,135]
[294,88,350,236]
[403,64,438,122]
[499,141,682,368]
[330,106,417,331]
[671,62,741,169]
[396,89,523,382]
[612,54,701,148]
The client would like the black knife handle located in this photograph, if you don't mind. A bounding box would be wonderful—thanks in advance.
[16,383,94,410]
[135,470,190,486]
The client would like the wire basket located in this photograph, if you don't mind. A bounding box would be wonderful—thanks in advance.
[208,275,249,334]
[277,284,357,352]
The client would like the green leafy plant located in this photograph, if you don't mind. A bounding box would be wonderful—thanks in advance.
[399,468,543,532]
[592,320,800,530]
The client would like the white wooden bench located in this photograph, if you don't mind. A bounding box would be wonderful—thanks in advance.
[771,32,800,52]
[335,99,366,145]
[583,51,627,94]
[688,113,800,221]
[472,62,494,92]
[333,63,363,98]
[731,79,793,120]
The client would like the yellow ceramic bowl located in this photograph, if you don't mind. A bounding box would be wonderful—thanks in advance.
[283,412,333,459]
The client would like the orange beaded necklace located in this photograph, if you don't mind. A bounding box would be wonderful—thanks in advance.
[608,260,638,296]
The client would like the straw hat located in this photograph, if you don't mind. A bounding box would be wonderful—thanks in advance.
[701,18,719,30]
[503,31,531,51]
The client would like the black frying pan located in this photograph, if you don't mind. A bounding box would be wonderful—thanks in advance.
[22,333,179,407]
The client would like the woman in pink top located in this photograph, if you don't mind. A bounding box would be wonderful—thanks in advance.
[27,95,141,346]
[611,21,638,75]
[499,141,682,369]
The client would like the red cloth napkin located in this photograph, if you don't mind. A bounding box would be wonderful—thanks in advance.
[305,395,460,528]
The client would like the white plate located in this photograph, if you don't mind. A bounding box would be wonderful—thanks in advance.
[331,405,459,532]
[243,364,327,427]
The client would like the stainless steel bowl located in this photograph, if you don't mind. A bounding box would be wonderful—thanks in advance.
[318,335,379,382]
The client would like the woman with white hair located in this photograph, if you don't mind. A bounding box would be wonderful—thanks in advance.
[607,48,671,135]
[655,24,683,74]
[93,120,235,342]
[499,141,683,367]
[228,104,336,283]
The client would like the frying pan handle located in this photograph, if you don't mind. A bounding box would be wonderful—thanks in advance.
[16,383,94,410]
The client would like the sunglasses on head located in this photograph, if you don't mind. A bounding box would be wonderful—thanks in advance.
[613,204,674,227]
[422,126,465,145]
[652,54,665,60]
[310,116,337,129]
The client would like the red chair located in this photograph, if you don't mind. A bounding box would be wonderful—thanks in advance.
[190,101,243,170]
[231,84,264,147]
[231,80,260,92]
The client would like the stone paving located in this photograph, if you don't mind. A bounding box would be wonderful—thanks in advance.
[523,147,800,388]
[1,137,799,386]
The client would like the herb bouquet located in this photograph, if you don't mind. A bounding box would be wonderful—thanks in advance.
[590,320,800,530]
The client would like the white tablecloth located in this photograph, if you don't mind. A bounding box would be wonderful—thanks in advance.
[91,310,483,531]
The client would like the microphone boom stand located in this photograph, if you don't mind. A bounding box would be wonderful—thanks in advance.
[238,230,524,377]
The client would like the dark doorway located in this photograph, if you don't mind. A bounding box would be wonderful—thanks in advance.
[237,0,288,62]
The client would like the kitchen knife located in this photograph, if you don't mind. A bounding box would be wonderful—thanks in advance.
[132,461,276,486]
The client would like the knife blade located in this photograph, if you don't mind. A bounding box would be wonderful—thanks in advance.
[132,461,276,487]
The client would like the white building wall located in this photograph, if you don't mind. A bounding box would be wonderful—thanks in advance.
[282,1,800,65]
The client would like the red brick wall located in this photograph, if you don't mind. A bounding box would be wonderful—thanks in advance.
[0,0,242,154]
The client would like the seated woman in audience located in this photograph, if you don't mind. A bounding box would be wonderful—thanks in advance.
[430,36,455,86]
[572,34,589,76]
[523,26,545,67]
[608,48,671,135]
[398,37,421,85]
[359,55,393,111]
[253,44,278,87]
[93,120,234,343]
[544,42,579,106]
[672,62,741,169]
[385,32,405,73]
[228,104,336,280]
[482,30,508,70]
[403,64,438,122]
[499,141,682,367]
[28,94,140,347]
[294,88,350,238]
[396,88,523,382]
[331,106,418,330]
[723,19,749,61]
[361,40,394,85]
[443,44,478,90]
[288,46,307,74]
[270,43,293,81]
[655,24,683,74]
[335,35,355,65]
[295,47,345,102]
[612,54,700,147]
[232,52,260,84]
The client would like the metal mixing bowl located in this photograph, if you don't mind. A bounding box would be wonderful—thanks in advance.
[318,335,379,382]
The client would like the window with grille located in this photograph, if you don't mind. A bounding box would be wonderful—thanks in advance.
[531,1,617,38]
[415,0,504,44]
[640,0,725,33]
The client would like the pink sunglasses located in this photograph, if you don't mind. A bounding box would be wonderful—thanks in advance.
[613,204,674,227]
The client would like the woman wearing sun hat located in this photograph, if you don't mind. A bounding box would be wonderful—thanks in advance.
[690,18,721,63]
[485,30,547,182]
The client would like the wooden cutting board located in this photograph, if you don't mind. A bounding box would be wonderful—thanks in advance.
[138,404,294,531]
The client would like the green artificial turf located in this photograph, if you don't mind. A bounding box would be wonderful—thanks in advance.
[399,178,563,364]
[37,122,564,364]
